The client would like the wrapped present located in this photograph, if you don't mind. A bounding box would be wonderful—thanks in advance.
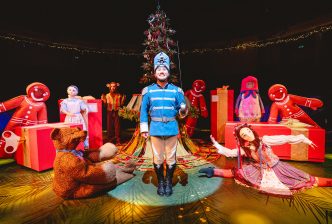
[210,86,234,143]
[225,122,325,162]
[15,122,83,171]
[59,99,103,149]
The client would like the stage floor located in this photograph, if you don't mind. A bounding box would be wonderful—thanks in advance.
[1,131,332,224]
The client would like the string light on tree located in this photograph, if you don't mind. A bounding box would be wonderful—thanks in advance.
[139,7,179,84]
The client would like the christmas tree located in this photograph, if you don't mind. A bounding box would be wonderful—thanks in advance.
[140,7,178,84]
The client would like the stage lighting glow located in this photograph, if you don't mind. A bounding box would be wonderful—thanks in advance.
[107,165,223,206]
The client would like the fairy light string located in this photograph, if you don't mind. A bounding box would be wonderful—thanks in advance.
[1,23,331,56]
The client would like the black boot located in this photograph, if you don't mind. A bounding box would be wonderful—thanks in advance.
[165,163,176,197]
[153,163,165,196]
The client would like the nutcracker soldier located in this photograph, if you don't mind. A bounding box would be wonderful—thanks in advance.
[0,82,50,158]
[184,79,208,137]
[140,51,188,197]
[268,84,323,127]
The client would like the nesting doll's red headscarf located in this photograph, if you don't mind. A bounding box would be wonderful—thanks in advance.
[240,75,259,99]
[240,76,258,92]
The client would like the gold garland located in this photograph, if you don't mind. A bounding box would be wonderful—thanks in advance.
[118,107,140,122]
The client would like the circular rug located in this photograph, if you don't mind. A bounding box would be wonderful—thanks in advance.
[114,152,220,171]
[108,164,222,206]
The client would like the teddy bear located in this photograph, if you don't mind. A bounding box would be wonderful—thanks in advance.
[50,126,135,199]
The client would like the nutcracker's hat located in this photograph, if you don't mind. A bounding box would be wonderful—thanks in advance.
[154,51,170,71]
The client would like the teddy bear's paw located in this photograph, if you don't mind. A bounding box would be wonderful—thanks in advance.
[99,143,118,160]
[120,166,136,174]
[115,170,134,185]
[102,162,117,181]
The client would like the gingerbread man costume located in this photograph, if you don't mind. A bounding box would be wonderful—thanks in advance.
[0,82,50,158]
[184,80,208,137]
[268,84,323,127]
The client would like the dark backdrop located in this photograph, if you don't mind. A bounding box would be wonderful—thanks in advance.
[0,31,331,132]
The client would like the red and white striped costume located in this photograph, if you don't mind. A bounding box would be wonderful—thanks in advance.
[0,82,50,158]
[101,82,126,143]
[268,84,323,127]
[104,93,126,111]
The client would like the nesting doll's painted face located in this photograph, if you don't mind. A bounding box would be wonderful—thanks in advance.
[26,82,50,102]
[246,81,255,89]
[192,80,206,93]
[268,84,288,102]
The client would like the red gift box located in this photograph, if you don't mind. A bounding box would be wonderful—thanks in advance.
[225,122,325,162]
[59,99,103,149]
[15,122,83,171]
[210,88,234,143]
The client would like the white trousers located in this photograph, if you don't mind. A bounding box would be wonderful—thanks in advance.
[150,136,177,165]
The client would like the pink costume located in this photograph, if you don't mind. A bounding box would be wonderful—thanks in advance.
[213,135,318,196]
[235,76,265,122]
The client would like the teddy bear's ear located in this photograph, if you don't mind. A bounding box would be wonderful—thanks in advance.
[50,128,61,140]
[75,127,82,131]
